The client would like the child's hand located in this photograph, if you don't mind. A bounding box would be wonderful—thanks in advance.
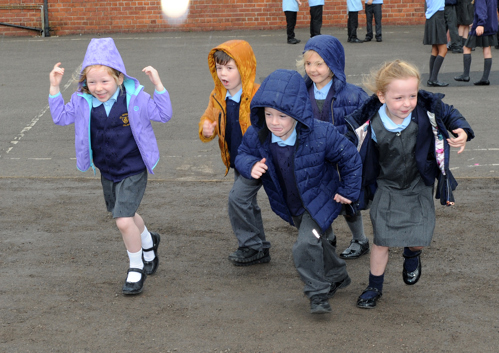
[447,128,468,154]
[296,0,302,5]
[367,0,373,4]
[333,194,352,204]
[142,66,165,92]
[49,62,65,95]
[202,119,217,137]
[251,158,268,179]
[476,26,484,36]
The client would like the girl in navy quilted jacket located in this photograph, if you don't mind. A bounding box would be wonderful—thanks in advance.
[345,60,474,309]
[235,69,362,314]
[297,35,370,262]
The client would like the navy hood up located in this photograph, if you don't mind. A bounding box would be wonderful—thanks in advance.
[250,69,314,139]
[303,35,346,85]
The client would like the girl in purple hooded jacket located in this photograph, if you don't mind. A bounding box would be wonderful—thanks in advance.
[49,38,172,295]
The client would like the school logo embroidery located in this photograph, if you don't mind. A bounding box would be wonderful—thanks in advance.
[120,113,130,126]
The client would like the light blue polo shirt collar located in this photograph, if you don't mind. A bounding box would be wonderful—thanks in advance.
[313,80,333,100]
[225,88,242,103]
[378,103,411,132]
[372,103,412,143]
[92,88,120,116]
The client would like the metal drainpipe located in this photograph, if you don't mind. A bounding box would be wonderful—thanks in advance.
[44,0,50,37]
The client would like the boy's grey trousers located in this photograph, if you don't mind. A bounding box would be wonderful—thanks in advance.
[292,211,348,298]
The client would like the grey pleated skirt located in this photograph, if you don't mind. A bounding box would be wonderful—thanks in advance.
[457,0,474,26]
[370,176,436,247]
[465,35,499,49]
[423,11,447,45]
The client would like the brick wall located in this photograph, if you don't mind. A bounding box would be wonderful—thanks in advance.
[0,0,425,37]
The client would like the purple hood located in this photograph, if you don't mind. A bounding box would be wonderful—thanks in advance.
[80,38,139,89]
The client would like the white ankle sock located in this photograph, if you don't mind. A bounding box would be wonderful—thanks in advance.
[127,249,144,282]
[141,226,155,262]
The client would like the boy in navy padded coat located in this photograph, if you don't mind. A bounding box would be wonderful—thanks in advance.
[235,69,362,314]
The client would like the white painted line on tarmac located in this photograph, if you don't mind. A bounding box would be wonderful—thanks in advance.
[5,65,81,155]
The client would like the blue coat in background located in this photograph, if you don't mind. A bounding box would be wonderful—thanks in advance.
[303,35,368,135]
[235,69,362,233]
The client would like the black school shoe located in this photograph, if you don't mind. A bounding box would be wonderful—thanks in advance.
[454,75,470,82]
[356,287,382,309]
[310,294,332,314]
[402,250,422,285]
[427,80,449,87]
[340,239,369,259]
[143,232,160,275]
[228,247,270,266]
[474,80,490,86]
[287,38,301,44]
[349,37,364,43]
[122,268,147,295]
[327,275,352,298]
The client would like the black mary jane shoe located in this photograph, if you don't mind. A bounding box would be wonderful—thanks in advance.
[402,250,422,285]
[473,80,490,86]
[454,75,470,82]
[143,232,161,275]
[340,239,369,259]
[356,287,382,309]
[122,268,147,295]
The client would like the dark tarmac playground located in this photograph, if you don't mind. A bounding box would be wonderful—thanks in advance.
[1,26,498,352]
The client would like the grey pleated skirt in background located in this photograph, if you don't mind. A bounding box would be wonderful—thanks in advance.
[370,176,436,247]
[423,11,447,45]
[457,0,474,25]
[465,35,499,49]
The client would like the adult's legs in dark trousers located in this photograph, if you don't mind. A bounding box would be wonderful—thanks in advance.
[285,11,298,41]
[309,5,323,37]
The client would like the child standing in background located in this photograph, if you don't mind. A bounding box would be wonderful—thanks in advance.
[424,0,449,87]
[283,0,303,44]
[297,35,370,260]
[364,0,383,42]
[454,0,498,85]
[345,60,474,309]
[309,0,324,37]
[235,69,362,314]
[347,0,365,43]
[49,38,172,295]
[456,0,475,47]
[198,40,269,267]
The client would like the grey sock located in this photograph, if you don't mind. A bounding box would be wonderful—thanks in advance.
[430,55,445,82]
[481,58,492,81]
[463,54,472,77]
[429,55,436,79]
[344,214,367,243]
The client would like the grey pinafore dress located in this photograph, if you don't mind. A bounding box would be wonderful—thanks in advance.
[369,114,436,247]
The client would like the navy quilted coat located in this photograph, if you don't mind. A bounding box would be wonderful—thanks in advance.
[235,70,362,233]
[303,35,368,135]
